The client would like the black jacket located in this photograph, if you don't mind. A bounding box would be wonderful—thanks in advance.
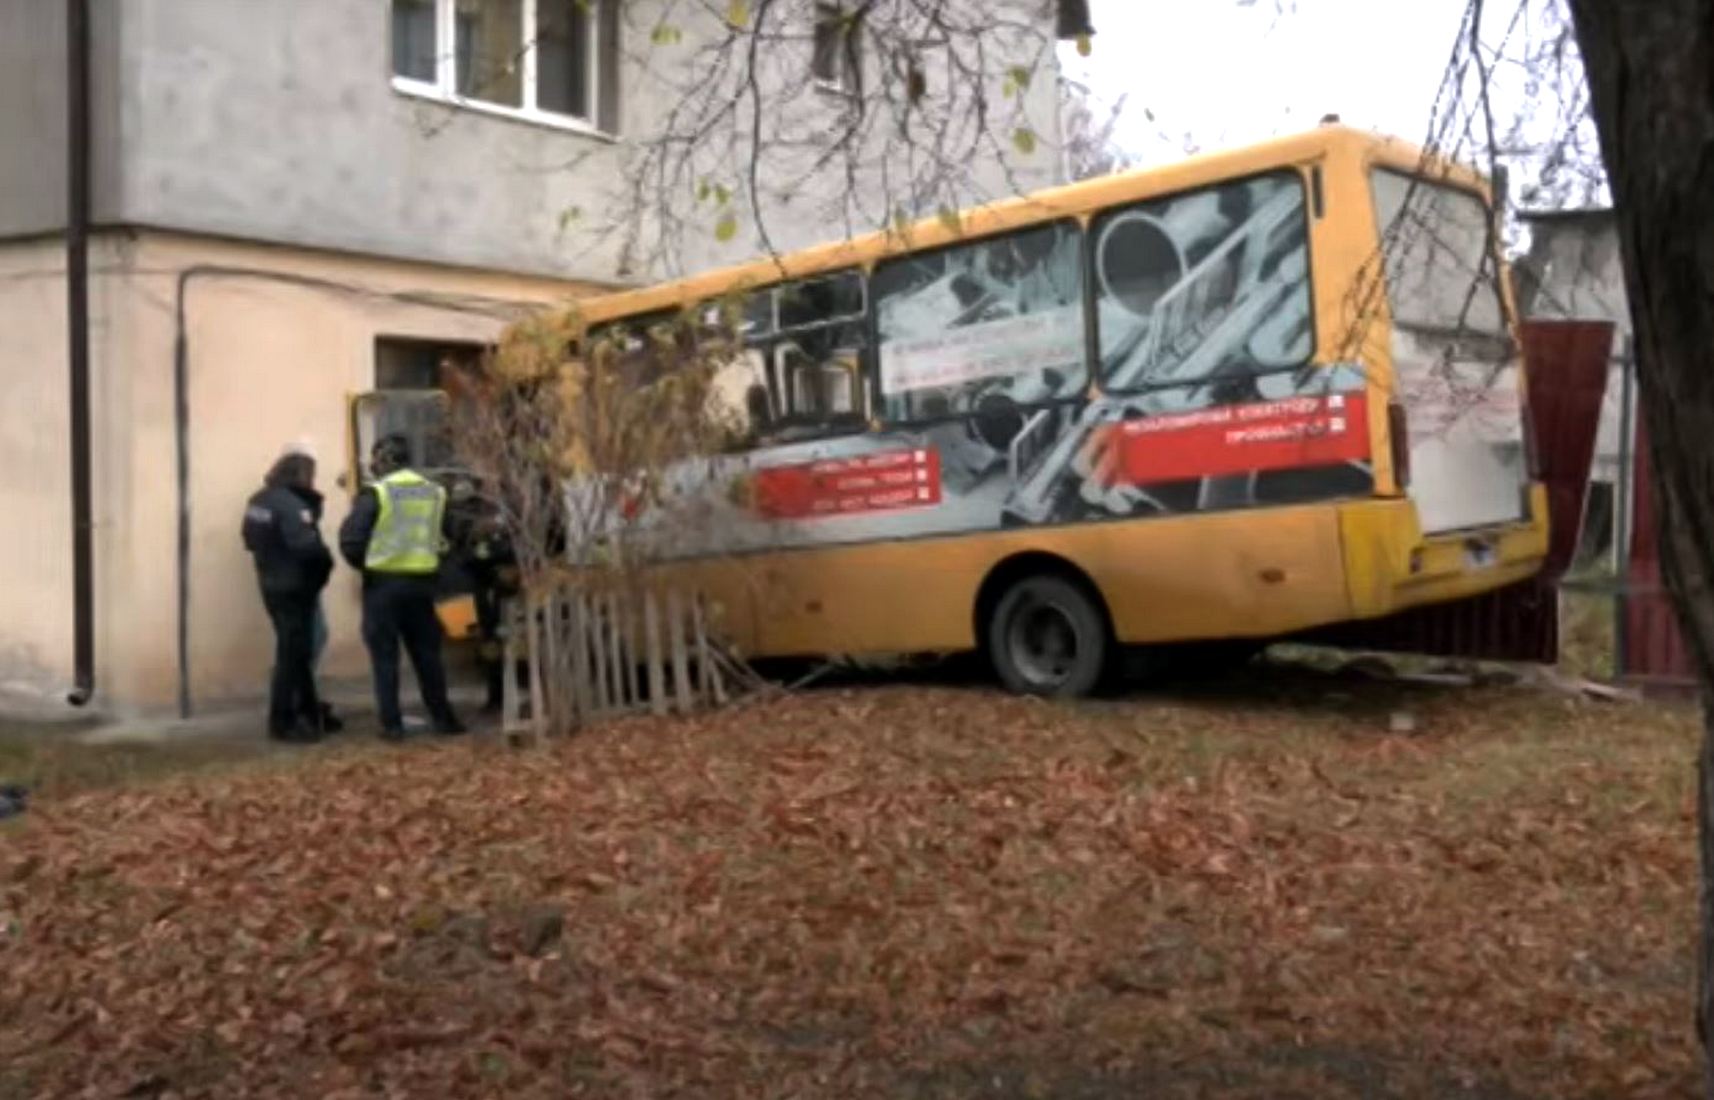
[447,497,519,595]
[242,484,334,596]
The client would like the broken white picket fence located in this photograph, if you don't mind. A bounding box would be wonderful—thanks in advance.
[497,585,766,741]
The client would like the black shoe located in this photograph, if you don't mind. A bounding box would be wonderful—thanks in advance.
[318,704,345,734]
[269,721,322,744]
[433,716,468,736]
[380,726,407,742]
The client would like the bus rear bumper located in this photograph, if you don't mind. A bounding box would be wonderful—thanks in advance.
[1336,483,1551,622]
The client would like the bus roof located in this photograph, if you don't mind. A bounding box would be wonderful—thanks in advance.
[577,125,1491,326]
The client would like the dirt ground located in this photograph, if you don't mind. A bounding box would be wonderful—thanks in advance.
[0,662,1700,1098]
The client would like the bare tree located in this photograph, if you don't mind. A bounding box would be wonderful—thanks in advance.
[1559,4,1714,1093]
[568,0,1074,277]
[444,303,746,737]
[1058,77,1130,181]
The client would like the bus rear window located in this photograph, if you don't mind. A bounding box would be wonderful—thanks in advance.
[1370,170,1506,338]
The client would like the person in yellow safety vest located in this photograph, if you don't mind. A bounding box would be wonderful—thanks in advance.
[337,434,467,740]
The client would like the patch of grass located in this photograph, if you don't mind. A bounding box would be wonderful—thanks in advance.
[0,729,298,801]
[1560,590,1618,681]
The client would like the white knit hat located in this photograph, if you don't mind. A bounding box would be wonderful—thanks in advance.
[281,437,318,461]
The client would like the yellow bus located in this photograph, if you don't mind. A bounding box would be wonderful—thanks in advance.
[373,124,1548,697]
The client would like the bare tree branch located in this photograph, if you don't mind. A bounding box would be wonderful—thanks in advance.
[573,0,1065,278]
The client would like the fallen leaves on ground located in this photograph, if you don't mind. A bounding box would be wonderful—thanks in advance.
[0,677,1700,1098]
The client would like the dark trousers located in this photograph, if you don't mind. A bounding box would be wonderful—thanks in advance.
[472,581,504,708]
[362,574,458,732]
[262,589,320,734]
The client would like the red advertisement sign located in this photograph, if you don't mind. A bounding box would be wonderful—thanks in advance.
[1104,392,1370,485]
[753,447,943,520]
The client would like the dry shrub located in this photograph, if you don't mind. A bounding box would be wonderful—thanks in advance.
[443,300,748,735]
[445,300,745,589]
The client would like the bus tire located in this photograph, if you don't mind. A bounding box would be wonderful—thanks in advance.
[987,574,1110,698]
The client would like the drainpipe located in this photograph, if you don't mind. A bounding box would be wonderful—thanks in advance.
[65,0,95,706]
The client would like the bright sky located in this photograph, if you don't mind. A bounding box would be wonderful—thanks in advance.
[1060,0,1477,165]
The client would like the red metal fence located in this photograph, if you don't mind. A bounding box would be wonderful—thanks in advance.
[1618,411,1698,688]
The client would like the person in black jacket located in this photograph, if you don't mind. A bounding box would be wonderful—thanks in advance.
[242,450,335,741]
[448,490,520,715]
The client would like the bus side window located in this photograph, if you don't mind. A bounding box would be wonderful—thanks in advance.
[873,221,1086,425]
[778,343,815,416]
[745,270,872,444]
[780,344,864,420]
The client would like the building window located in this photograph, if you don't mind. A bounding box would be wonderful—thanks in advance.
[455,0,526,108]
[392,0,438,83]
[538,0,595,118]
[390,0,611,132]
[375,336,484,390]
[812,4,860,93]
[358,339,486,481]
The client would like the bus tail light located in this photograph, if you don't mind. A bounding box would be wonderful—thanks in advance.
[1387,400,1411,491]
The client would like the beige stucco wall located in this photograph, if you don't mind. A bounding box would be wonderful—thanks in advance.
[0,228,600,717]
[0,238,75,701]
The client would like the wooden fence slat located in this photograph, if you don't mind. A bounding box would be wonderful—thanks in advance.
[693,595,726,706]
[644,590,667,717]
[591,593,608,717]
[668,590,693,715]
[501,597,523,739]
[506,579,763,735]
[605,592,625,709]
[565,597,582,725]
[594,593,613,717]
[573,593,594,724]
[623,593,642,708]
[553,595,567,724]
[546,593,563,732]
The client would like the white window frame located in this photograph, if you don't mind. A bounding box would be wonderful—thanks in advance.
[390,0,612,138]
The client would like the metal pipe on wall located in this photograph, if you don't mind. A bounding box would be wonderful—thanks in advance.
[66,0,95,707]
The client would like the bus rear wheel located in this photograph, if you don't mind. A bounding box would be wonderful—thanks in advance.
[987,574,1109,698]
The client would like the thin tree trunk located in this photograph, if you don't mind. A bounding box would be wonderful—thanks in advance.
[1566,4,1714,1092]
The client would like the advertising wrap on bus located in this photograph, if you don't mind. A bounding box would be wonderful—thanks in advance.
[601,170,1382,558]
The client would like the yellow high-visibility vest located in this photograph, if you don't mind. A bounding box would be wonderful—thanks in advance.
[365,470,446,575]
